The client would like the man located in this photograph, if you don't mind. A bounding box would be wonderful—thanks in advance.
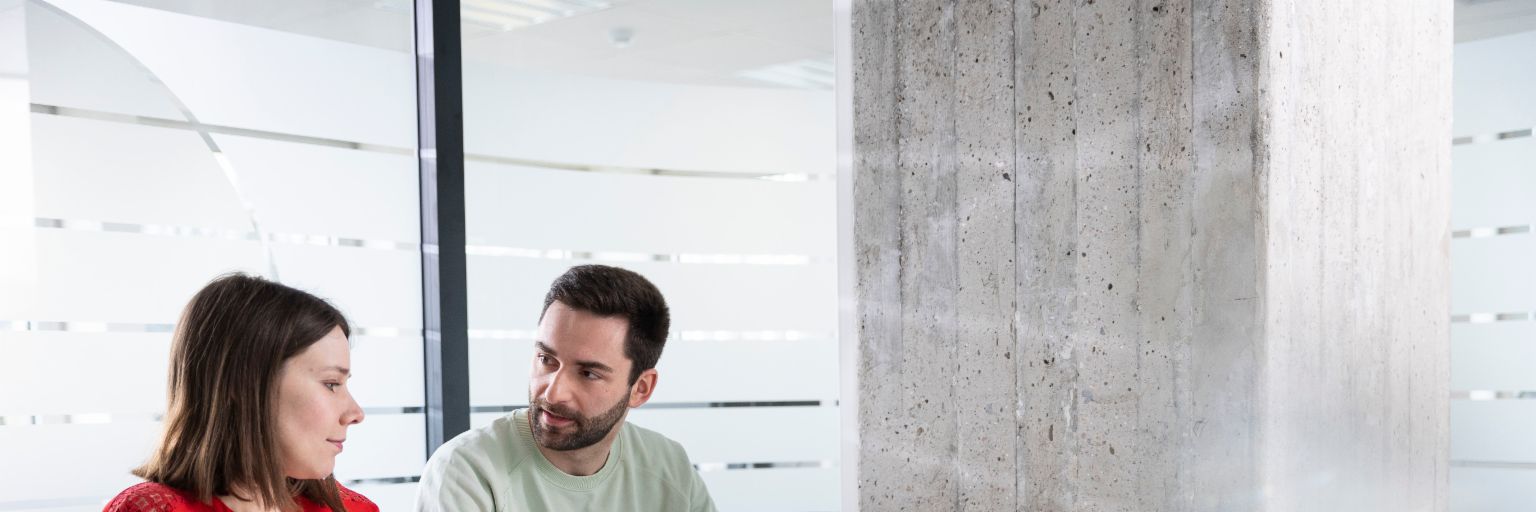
[416,264,716,511]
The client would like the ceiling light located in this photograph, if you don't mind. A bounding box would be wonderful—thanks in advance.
[736,57,835,90]
[461,0,611,31]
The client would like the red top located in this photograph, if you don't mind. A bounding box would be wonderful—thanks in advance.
[103,482,379,512]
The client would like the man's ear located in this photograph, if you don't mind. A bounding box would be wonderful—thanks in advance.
[628,368,658,408]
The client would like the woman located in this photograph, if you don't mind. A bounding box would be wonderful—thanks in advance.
[104,274,377,512]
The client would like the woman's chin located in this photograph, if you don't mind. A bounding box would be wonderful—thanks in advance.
[285,464,335,481]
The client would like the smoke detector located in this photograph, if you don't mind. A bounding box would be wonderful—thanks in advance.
[609,26,635,48]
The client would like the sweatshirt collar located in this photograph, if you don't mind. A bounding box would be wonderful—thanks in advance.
[514,408,623,491]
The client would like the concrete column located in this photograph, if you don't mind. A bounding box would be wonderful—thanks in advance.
[851,0,1451,510]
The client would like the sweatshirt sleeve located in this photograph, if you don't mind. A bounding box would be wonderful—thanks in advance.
[688,468,718,512]
[414,444,498,512]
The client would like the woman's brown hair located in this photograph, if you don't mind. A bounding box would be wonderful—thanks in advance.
[134,273,351,511]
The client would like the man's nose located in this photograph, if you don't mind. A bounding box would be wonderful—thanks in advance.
[542,369,574,405]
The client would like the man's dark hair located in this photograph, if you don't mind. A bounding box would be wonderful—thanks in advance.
[540,265,670,385]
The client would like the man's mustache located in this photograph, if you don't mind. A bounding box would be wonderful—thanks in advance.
[531,400,581,423]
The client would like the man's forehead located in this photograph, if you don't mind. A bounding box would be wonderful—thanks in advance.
[535,334,621,354]
[540,303,628,337]
[536,307,631,362]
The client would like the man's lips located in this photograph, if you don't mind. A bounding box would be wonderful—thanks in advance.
[541,409,575,428]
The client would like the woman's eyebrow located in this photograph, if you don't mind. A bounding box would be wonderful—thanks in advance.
[318,365,351,375]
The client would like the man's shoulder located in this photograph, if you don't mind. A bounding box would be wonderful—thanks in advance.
[429,412,528,471]
[618,420,713,509]
[620,420,696,475]
[416,414,532,511]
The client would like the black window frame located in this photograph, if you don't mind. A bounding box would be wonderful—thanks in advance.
[414,0,470,458]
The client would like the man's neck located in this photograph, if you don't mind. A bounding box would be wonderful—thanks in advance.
[529,412,625,476]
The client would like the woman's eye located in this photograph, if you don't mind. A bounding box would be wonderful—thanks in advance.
[324,382,340,391]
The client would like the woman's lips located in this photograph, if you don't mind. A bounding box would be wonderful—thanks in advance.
[328,439,345,452]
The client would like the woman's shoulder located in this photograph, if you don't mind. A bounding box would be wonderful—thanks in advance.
[333,483,379,512]
[102,482,209,512]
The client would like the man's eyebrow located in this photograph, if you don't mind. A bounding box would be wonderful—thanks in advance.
[534,342,615,373]
[576,361,615,373]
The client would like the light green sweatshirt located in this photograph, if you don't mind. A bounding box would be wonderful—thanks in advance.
[414,409,717,512]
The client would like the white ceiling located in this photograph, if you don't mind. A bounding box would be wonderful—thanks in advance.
[107,0,832,89]
[110,0,415,51]
[461,0,831,88]
[103,0,1534,85]
[1456,0,1536,42]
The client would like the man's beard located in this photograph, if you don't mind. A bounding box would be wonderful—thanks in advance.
[528,394,629,451]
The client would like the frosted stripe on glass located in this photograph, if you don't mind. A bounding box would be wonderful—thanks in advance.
[333,413,425,482]
[1450,235,1536,314]
[469,410,835,469]
[468,412,504,430]
[25,4,184,120]
[1452,30,1536,137]
[0,332,169,415]
[464,161,834,256]
[467,257,836,334]
[627,406,838,465]
[348,335,425,409]
[469,339,838,407]
[462,65,834,176]
[0,423,160,504]
[346,483,418,512]
[46,0,416,147]
[210,134,420,243]
[22,229,266,323]
[701,467,839,512]
[1450,467,1536,512]
[30,113,250,230]
[0,354,419,501]
[13,231,419,349]
[652,340,838,404]
[1450,400,1536,463]
[1452,322,1536,391]
[0,332,418,417]
[1451,138,1536,229]
[268,244,422,330]
[0,501,101,512]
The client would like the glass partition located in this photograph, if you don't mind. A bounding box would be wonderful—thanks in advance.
[0,1,423,509]
[1449,22,1536,511]
[458,1,841,510]
[0,1,842,510]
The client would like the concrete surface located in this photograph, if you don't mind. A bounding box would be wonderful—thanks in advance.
[852,0,1451,509]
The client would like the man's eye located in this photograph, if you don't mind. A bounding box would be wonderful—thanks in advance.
[583,371,600,380]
